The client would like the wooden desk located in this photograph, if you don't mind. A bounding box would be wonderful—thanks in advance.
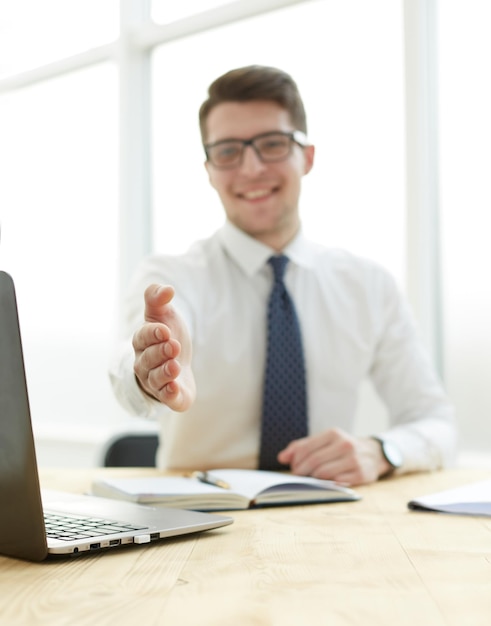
[1,468,490,626]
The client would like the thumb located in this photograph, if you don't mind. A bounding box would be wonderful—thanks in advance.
[143,284,175,322]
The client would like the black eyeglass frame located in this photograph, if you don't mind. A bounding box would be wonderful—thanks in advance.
[203,130,309,169]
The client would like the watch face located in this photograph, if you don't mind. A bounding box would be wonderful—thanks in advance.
[382,440,403,469]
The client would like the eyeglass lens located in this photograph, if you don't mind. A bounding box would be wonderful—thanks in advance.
[207,132,295,168]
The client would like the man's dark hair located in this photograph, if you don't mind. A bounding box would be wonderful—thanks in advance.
[199,65,308,142]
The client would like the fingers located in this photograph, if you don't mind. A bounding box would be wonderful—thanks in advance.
[132,283,196,412]
[133,330,181,398]
[143,284,175,323]
[139,356,196,413]
[143,353,182,400]
[135,336,181,382]
[278,429,338,468]
[132,322,171,354]
[152,366,196,413]
[277,429,378,486]
[132,284,180,396]
[292,439,348,479]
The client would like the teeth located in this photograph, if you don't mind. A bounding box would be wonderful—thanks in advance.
[243,189,270,199]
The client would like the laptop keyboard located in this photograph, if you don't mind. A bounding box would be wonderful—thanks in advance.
[44,511,149,541]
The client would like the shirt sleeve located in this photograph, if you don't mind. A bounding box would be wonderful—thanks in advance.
[369,271,457,473]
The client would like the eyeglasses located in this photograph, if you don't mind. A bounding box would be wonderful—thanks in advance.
[204,130,308,170]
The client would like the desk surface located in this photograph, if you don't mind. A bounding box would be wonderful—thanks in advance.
[1,468,490,626]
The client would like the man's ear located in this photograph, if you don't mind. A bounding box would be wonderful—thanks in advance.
[303,144,315,175]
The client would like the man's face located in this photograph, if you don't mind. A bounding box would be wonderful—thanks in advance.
[204,100,315,250]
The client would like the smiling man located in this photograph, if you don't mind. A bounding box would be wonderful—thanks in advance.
[110,65,457,485]
[203,100,313,249]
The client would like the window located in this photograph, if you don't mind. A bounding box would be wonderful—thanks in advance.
[0,1,118,78]
[152,0,234,24]
[439,0,491,453]
[0,63,120,434]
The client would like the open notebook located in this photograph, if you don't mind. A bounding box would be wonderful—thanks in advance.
[92,468,360,511]
[0,270,233,561]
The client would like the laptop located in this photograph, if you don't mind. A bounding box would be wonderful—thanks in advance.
[0,270,233,561]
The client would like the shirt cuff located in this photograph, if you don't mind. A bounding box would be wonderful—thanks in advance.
[377,419,457,474]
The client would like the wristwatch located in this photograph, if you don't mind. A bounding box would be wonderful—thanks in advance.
[371,436,403,475]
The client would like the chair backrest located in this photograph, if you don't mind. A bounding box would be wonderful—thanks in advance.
[103,433,159,467]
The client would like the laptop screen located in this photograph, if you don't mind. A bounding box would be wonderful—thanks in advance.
[0,271,49,560]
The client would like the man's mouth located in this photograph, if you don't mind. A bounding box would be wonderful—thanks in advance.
[239,188,276,201]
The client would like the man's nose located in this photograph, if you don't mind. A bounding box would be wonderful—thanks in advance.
[239,144,267,174]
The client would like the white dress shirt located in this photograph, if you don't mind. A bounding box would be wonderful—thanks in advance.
[109,221,456,472]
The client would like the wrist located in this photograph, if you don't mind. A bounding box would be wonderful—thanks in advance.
[371,436,403,478]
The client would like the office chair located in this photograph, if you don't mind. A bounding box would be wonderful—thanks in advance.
[102,433,159,467]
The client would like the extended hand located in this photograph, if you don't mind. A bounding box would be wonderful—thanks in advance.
[277,428,391,486]
[132,284,196,411]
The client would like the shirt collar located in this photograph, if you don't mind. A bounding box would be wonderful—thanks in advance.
[218,220,316,277]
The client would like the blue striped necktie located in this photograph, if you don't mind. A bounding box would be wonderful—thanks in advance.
[258,255,308,471]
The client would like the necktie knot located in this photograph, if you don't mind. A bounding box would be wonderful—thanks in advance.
[268,255,289,283]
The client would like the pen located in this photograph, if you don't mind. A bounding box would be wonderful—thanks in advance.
[192,471,231,490]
